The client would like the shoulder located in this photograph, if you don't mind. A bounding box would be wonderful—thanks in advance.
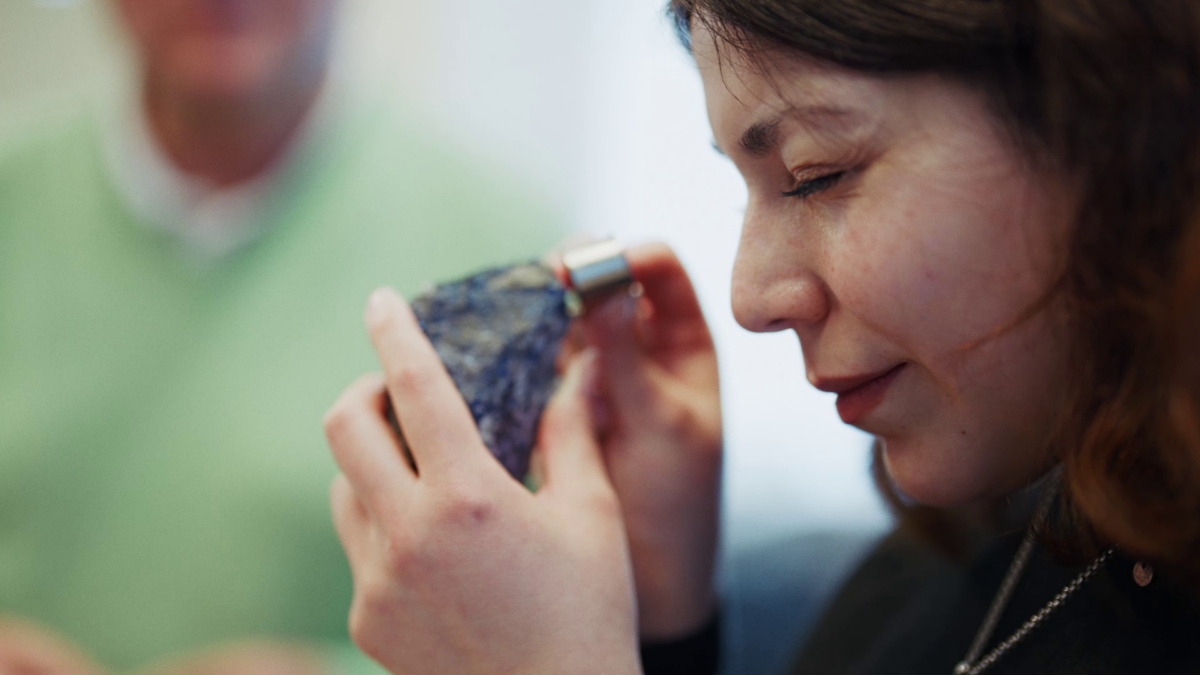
[789,527,963,675]
[0,93,106,221]
[822,527,958,610]
[349,97,560,229]
[285,93,566,287]
[790,527,1200,675]
[0,94,113,196]
[0,93,97,169]
[0,94,131,284]
[1079,555,1200,670]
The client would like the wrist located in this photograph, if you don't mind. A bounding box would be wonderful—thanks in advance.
[637,584,718,640]
[640,611,720,675]
[530,642,643,675]
[631,547,718,639]
[625,514,719,640]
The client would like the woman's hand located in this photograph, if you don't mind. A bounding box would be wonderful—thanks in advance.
[0,618,105,675]
[324,288,641,675]
[566,242,724,640]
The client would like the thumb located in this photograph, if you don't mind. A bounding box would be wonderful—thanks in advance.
[536,349,613,500]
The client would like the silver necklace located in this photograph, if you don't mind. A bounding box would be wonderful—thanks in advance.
[953,530,1116,675]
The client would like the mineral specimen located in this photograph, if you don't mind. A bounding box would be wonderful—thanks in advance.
[407,262,571,480]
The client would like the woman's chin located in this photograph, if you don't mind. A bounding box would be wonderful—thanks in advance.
[878,435,996,508]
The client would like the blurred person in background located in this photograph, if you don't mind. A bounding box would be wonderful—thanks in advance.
[0,0,558,673]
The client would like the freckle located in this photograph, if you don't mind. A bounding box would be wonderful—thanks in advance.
[960,430,967,436]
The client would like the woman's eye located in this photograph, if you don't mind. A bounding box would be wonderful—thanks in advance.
[782,171,846,199]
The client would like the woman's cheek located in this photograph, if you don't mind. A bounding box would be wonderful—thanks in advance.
[828,208,964,357]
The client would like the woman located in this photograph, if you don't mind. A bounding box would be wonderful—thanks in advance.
[321,0,1200,673]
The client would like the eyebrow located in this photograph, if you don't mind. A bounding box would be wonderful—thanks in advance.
[715,105,862,158]
[711,122,780,158]
[740,120,782,157]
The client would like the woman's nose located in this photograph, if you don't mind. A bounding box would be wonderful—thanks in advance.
[731,215,830,333]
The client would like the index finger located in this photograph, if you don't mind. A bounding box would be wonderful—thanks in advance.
[364,287,493,478]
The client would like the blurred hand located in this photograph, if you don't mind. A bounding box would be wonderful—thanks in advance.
[562,242,724,640]
[0,618,104,675]
[0,620,329,675]
[140,643,327,675]
[323,288,640,675]
[143,645,325,675]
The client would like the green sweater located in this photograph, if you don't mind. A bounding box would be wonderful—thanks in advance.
[0,96,561,672]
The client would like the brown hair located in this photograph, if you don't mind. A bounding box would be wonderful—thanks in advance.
[670,0,1200,572]
[1179,226,1200,453]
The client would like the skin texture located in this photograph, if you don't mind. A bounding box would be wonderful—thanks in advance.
[112,0,338,186]
[695,28,1077,507]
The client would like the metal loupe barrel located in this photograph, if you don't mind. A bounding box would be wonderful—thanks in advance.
[562,239,634,307]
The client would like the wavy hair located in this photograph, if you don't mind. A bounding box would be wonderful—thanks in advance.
[669,0,1200,573]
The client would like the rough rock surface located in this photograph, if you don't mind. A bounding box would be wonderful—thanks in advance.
[410,262,571,479]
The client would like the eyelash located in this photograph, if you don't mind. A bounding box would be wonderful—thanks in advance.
[782,171,846,199]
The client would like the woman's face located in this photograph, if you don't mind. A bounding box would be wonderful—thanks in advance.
[695,29,1078,506]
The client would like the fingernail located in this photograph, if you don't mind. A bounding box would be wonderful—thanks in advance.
[593,294,636,327]
[578,348,601,397]
[365,287,391,325]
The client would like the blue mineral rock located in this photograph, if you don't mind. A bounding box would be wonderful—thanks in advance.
[410,263,571,480]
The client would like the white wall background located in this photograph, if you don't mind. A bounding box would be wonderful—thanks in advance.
[0,0,889,553]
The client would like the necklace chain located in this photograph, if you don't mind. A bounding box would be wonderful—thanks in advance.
[953,531,1116,675]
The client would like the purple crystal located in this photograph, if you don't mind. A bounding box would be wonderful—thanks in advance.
[410,263,571,479]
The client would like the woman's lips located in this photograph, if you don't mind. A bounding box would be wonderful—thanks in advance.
[832,363,907,425]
